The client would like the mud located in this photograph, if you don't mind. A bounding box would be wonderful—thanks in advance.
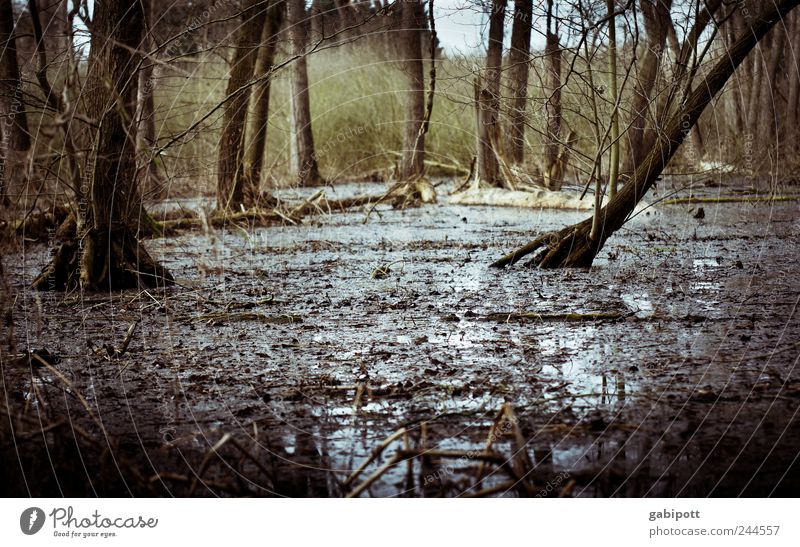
[2,180,799,497]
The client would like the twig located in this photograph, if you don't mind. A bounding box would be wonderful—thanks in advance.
[484,311,634,322]
[189,433,232,496]
[461,481,517,498]
[344,427,407,487]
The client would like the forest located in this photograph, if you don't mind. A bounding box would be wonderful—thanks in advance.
[0,0,799,497]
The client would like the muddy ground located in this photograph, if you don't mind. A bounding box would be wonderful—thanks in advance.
[2,179,799,497]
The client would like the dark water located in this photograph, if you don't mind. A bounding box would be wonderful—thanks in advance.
[3,182,799,497]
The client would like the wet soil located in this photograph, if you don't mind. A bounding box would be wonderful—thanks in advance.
[2,180,800,497]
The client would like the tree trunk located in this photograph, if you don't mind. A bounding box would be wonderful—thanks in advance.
[493,0,800,270]
[541,0,564,190]
[246,0,284,193]
[0,0,31,204]
[135,0,165,199]
[216,0,269,211]
[746,44,766,145]
[400,0,426,180]
[622,0,671,176]
[475,0,506,186]
[506,0,532,165]
[758,25,786,144]
[38,0,68,67]
[787,11,800,150]
[606,0,620,197]
[288,0,324,186]
[33,0,172,291]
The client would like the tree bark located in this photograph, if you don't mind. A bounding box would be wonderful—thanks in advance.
[493,0,800,270]
[506,0,532,165]
[400,0,426,180]
[786,11,800,149]
[475,0,506,186]
[541,0,564,190]
[622,0,671,176]
[136,0,165,199]
[33,0,172,291]
[288,0,324,186]
[246,0,284,193]
[216,0,269,211]
[758,25,786,143]
[0,0,31,204]
[606,0,620,197]
[746,32,766,142]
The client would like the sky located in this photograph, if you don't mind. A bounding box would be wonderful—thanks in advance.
[67,0,547,55]
[433,0,548,54]
[432,0,487,54]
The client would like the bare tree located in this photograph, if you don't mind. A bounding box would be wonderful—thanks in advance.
[246,0,285,193]
[33,0,172,290]
[786,10,800,151]
[622,0,672,177]
[474,0,506,186]
[506,0,532,165]
[0,0,31,205]
[216,0,269,211]
[136,0,166,199]
[400,0,426,180]
[605,0,620,197]
[493,0,800,270]
[757,26,787,144]
[287,0,324,186]
[541,0,565,190]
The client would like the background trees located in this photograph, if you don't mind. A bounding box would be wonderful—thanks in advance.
[494,0,800,269]
[0,0,795,289]
[505,0,532,165]
[0,0,30,205]
[474,0,506,187]
[287,0,324,186]
[216,0,271,212]
[399,0,426,180]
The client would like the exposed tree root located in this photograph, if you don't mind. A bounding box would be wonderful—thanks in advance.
[491,217,599,269]
[32,226,174,291]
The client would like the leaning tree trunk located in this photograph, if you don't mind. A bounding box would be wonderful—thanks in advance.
[622,0,672,176]
[493,0,800,270]
[541,0,564,190]
[474,0,506,186]
[246,0,284,195]
[33,0,172,291]
[399,0,426,180]
[0,0,31,205]
[506,0,532,165]
[287,0,324,186]
[216,0,269,211]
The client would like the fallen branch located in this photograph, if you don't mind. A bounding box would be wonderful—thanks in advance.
[484,311,634,322]
[661,195,800,205]
[344,427,407,487]
[174,312,302,324]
